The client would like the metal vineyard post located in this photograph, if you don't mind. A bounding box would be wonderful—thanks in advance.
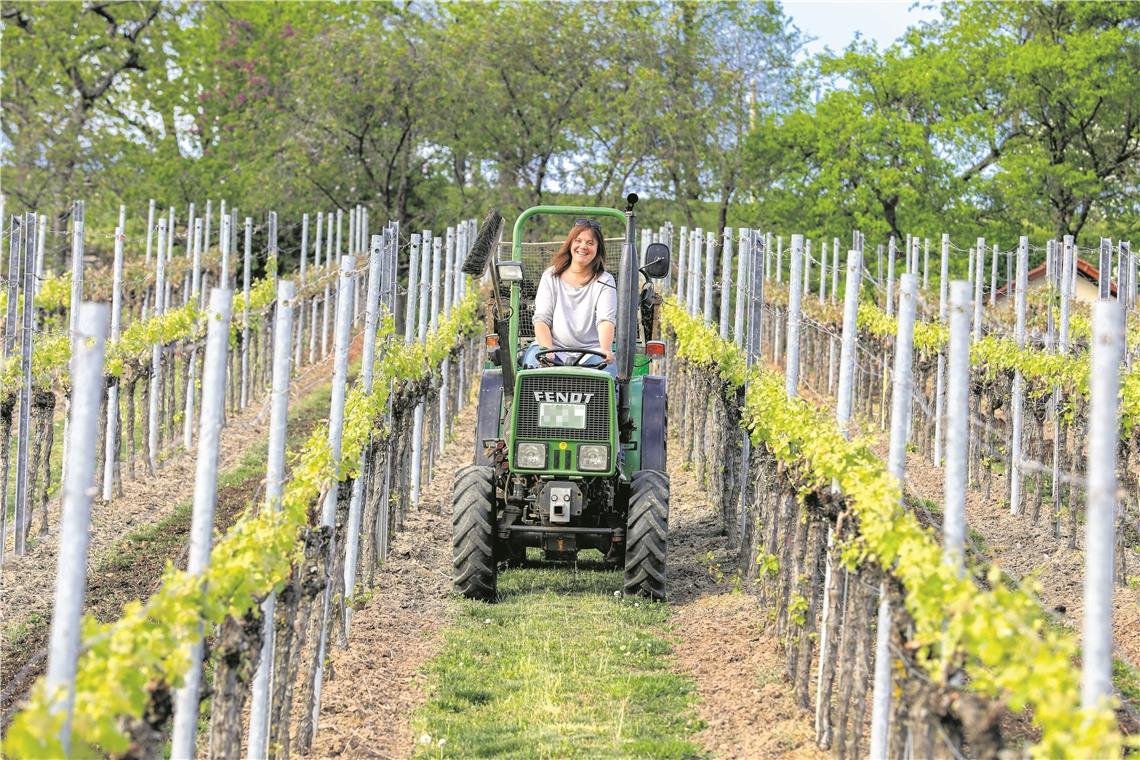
[886,236,896,316]
[733,229,748,345]
[14,211,39,555]
[785,235,804,398]
[3,216,19,357]
[973,237,985,341]
[102,226,125,500]
[704,231,716,325]
[1082,298,1124,708]
[170,287,233,759]
[934,234,950,464]
[676,226,688,306]
[719,227,733,338]
[345,235,385,640]
[804,239,813,298]
[1010,237,1027,514]
[45,302,107,752]
[309,255,356,743]
[247,279,295,759]
[944,281,972,569]
[836,248,862,436]
[870,272,918,759]
[147,219,167,473]
[689,228,702,316]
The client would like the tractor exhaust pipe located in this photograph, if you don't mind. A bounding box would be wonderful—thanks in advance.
[616,193,639,435]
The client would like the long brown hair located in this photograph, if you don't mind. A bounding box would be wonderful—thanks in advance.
[550,220,606,281]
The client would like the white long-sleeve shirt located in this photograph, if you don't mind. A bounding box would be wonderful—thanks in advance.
[532,267,617,350]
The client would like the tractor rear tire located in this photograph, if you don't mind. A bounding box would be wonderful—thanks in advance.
[451,465,498,602]
[623,470,669,600]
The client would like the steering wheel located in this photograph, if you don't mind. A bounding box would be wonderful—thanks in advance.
[533,348,609,366]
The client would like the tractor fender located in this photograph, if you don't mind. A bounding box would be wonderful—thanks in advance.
[638,375,667,471]
[474,368,503,465]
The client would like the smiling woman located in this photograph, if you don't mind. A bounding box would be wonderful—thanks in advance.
[532,219,618,365]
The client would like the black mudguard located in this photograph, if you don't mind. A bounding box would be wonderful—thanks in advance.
[474,368,503,465]
[639,375,667,471]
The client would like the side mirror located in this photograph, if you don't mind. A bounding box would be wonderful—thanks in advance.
[640,242,670,280]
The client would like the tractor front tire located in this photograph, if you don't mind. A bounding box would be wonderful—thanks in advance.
[623,470,669,600]
[452,465,498,601]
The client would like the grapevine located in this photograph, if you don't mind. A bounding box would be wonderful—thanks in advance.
[663,299,1122,758]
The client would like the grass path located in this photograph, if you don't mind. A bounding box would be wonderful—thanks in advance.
[412,560,702,758]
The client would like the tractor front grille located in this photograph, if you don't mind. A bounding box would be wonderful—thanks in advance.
[516,374,612,441]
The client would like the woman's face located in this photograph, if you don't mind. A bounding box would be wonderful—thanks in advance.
[571,226,599,268]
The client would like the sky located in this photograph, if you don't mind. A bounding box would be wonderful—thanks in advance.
[783,0,944,58]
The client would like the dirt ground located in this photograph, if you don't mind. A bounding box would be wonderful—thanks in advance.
[304,404,467,759]
[668,459,826,760]
[307,396,823,759]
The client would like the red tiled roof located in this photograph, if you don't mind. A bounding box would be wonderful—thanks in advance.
[995,257,1116,298]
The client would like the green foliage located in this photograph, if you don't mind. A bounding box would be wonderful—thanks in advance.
[106,301,204,379]
[743,1,1140,243]
[1,2,803,238]
[853,298,1139,435]
[34,272,72,312]
[788,594,808,627]
[0,332,71,400]
[0,261,371,402]
[755,550,780,577]
[663,301,747,388]
[0,2,176,214]
[663,299,1123,758]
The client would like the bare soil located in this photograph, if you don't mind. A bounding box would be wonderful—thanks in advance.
[668,458,826,760]
[304,404,468,759]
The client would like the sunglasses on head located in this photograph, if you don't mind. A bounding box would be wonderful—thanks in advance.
[575,218,602,231]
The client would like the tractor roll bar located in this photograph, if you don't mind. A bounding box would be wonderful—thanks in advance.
[510,205,626,261]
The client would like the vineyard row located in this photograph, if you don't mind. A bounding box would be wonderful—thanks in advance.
[662,229,1133,758]
[3,205,484,757]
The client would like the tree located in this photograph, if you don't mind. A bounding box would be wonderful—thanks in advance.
[743,1,1140,245]
[936,0,1140,238]
[1,1,171,221]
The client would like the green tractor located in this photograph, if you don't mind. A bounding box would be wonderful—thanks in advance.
[453,194,671,601]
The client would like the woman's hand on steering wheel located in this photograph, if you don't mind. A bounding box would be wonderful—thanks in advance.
[533,348,608,366]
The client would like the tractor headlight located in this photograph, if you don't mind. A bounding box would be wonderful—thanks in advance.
[496,260,524,282]
[578,444,608,471]
[516,442,546,469]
